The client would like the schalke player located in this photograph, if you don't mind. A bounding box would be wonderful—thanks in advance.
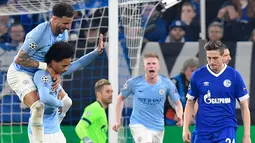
[75,79,113,143]
[113,53,183,143]
[183,41,251,143]
[29,41,104,143]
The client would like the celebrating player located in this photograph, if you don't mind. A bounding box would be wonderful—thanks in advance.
[28,41,104,143]
[6,2,75,142]
[113,53,183,143]
[183,41,251,143]
[75,79,112,143]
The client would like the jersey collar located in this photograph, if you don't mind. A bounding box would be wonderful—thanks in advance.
[206,64,227,77]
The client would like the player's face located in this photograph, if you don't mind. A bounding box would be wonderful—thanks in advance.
[223,49,231,64]
[55,16,73,34]
[101,85,113,104]
[206,50,224,72]
[143,57,160,78]
[51,58,72,74]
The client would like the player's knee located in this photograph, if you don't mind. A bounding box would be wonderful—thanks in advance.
[30,101,44,117]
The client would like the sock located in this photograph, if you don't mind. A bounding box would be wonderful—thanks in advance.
[30,101,44,142]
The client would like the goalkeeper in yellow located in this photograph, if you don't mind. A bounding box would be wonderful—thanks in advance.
[75,79,113,143]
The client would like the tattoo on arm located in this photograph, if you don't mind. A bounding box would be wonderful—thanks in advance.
[15,49,39,68]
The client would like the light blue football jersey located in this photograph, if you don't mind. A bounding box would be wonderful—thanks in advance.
[13,21,68,75]
[187,65,249,135]
[28,70,63,134]
[121,75,180,131]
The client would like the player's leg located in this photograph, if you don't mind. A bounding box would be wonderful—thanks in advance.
[7,64,44,142]
[58,90,72,123]
[213,127,236,143]
[130,124,152,143]
[151,129,164,143]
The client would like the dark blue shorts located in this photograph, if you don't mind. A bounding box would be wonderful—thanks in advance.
[191,127,236,143]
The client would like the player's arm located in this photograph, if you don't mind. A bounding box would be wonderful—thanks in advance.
[33,71,63,108]
[62,50,99,76]
[115,93,125,128]
[62,34,104,76]
[240,99,250,139]
[167,79,183,124]
[183,74,198,142]
[75,107,97,142]
[235,71,251,141]
[113,79,133,132]
[15,36,46,70]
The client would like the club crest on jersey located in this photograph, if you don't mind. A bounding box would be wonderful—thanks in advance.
[159,89,165,95]
[223,79,231,87]
[86,111,91,117]
[41,76,49,82]
[29,42,38,50]
[23,80,29,85]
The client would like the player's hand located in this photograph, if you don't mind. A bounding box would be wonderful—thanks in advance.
[176,117,183,127]
[52,74,61,90]
[96,33,104,54]
[242,136,251,143]
[112,122,121,132]
[182,129,191,143]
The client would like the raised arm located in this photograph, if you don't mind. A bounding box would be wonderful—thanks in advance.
[62,33,104,76]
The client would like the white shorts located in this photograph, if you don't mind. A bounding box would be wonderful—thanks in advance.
[28,131,66,143]
[7,63,37,101]
[130,124,164,143]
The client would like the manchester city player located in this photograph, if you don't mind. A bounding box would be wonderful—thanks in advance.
[183,41,251,143]
[7,2,75,142]
[29,41,104,143]
[113,53,183,143]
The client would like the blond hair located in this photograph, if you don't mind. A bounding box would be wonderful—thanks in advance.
[143,53,159,60]
[94,79,111,94]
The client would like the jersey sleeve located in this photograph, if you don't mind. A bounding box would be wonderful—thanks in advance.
[62,50,98,76]
[81,105,99,125]
[167,79,180,102]
[235,71,249,102]
[186,72,198,100]
[33,71,63,108]
[21,32,41,56]
[120,78,134,98]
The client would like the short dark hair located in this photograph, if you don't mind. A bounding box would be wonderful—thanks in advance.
[94,79,111,94]
[204,41,227,55]
[45,42,75,64]
[52,2,74,18]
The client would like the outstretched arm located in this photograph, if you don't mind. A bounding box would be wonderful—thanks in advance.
[62,34,104,76]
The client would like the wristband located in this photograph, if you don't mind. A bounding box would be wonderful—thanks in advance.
[38,62,47,70]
